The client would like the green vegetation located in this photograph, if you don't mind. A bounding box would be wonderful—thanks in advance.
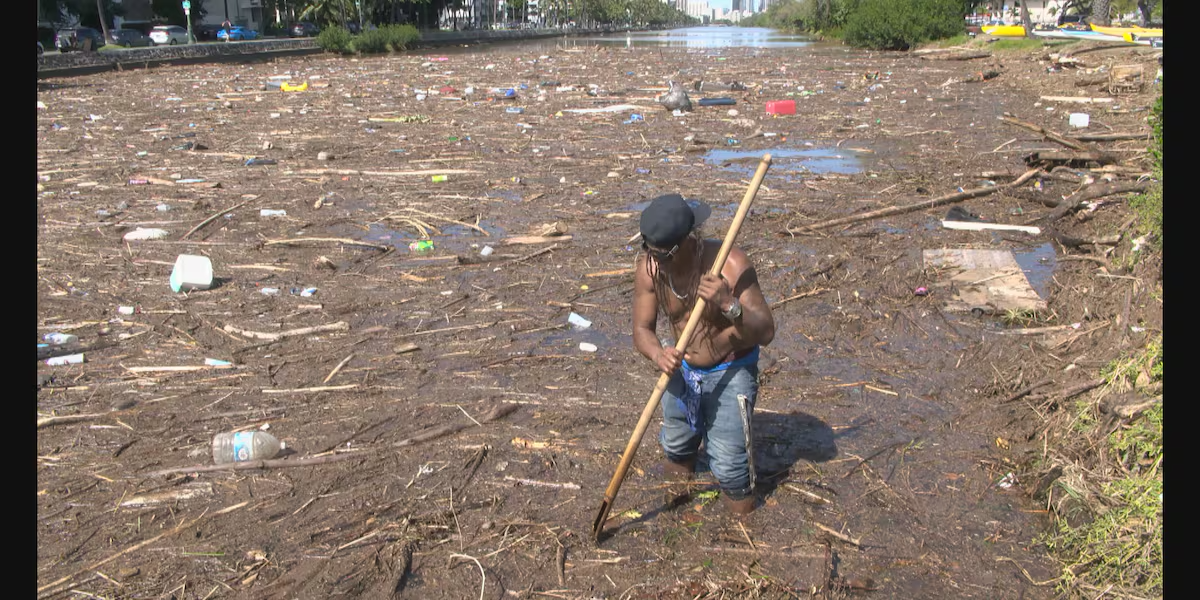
[741,0,975,49]
[318,24,419,54]
[316,26,354,54]
[843,0,964,50]
[1040,334,1163,597]
[351,24,420,53]
[988,37,1049,51]
[1130,84,1163,249]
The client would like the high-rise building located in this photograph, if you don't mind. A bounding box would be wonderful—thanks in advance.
[731,0,742,12]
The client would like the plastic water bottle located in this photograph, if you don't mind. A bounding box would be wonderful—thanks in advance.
[44,333,78,345]
[212,431,283,464]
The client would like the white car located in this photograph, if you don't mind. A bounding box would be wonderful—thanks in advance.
[149,25,189,45]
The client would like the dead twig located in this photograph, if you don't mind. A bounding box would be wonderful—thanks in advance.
[1002,378,1054,403]
[812,521,862,547]
[142,450,366,478]
[770,288,830,309]
[223,321,350,342]
[322,353,355,384]
[789,169,1040,233]
[1000,116,1089,151]
[37,413,107,429]
[263,237,391,251]
[394,403,519,448]
[1031,180,1153,225]
[36,502,247,597]
[181,197,255,240]
[449,554,486,600]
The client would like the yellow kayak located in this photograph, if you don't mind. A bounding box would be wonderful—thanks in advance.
[981,24,1026,37]
[1090,24,1163,40]
[280,81,308,92]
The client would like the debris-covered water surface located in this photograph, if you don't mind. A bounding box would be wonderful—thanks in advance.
[37,29,1162,599]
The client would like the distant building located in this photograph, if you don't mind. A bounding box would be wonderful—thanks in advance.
[202,0,265,30]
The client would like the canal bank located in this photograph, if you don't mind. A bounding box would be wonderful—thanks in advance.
[35,27,1161,599]
[36,26,639,79]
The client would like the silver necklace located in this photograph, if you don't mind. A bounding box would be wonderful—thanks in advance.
[668,269,690,300]
[665,240,702,300]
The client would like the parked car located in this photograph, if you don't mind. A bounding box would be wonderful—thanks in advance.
[55,27,105,52]
[149,25,190,45]
[109,28,152,47]
[290,22,320,37]
[195,24,224,41]
[218,26,259,41]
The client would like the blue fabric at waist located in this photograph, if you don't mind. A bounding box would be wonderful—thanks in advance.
[682,346,760,375]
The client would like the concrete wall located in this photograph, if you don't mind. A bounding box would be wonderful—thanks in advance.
[36,27,631,78]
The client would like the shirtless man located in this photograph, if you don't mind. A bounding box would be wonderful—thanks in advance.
[632,193,776,515]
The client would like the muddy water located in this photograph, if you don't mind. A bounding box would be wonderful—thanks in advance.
[366,29,1057,595]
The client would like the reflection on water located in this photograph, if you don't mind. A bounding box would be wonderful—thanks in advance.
[705,146,866,178]
[583,26,814,49]
[1013,242,1056,299]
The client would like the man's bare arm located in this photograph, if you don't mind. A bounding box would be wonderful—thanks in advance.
[721,248,775,348]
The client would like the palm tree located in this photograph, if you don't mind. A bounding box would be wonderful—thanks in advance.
[1090,0,1112,25]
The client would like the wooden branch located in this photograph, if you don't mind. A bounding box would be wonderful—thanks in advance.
[920,51,993,61]
[770,287,830,308]
[812,521,862,547]
[788,168,1040,233]
[37,413,107,429]
[502,235,573,245]
[387,208,489,236]
[287,168,483,177]
[36,502,246,596]
[223,321,350,341]
[1024,150,1120,168]
[1000,116,1089,151]
[398,321,499,338]
[1001,378,1053,403]
[509,243,560,264]
[263,237,391,251]
[1032,180,1153,225]
[395,403,518,447]
[142,451,367,478]
[261,384,358,394]
[499,476,582,490]
[1073,132,1153,142]
[181,198,255,240]
[1055,378,1107,403]
[143,403,518,478]
[1040,96,1114,104]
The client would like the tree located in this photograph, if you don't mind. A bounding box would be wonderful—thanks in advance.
[96,0,110,40]
[1018,0,1033,36]
[1136,0,1159,24]
[40,0,124,27]
[152,0,206,26]
[1090,0,1111,24]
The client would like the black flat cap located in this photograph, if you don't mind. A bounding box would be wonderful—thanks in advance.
[639,194,712,248]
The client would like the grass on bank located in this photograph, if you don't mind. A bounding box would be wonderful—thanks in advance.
[317,24,420,55]
[1035,83,1163,597]
[1040,335,1162,596]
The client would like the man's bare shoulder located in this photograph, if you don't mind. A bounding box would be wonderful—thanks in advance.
[633,254,655,288]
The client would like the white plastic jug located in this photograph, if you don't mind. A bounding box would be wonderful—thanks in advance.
[170,254,214,293]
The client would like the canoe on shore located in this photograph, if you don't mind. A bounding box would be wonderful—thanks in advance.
[1031,28,1127,42]
[1090,24,1163,39]
[981,24,1026,37]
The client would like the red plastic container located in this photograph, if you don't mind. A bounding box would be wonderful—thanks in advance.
[765,100,796,116]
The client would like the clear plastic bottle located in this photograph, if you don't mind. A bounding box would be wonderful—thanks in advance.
[212,431,283,464]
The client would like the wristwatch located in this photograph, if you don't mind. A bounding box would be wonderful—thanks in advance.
[721,298,743,321]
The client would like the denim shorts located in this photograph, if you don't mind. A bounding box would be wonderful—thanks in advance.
[659,358,759,500]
